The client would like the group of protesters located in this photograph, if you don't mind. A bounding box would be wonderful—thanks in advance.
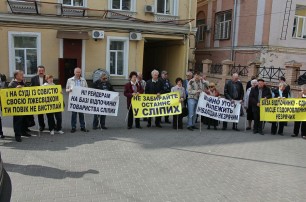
[0,65,306,142]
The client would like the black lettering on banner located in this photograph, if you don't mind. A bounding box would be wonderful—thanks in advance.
[32,89,37,96]
[133,96,141,101]
[71,96,78,101]
[4,107,11,113]
[143,108,148,116]
[173,106,180,113]
[160,107,166,115]
[133,108,139,116]
[148,108,155,115]
[81,90,87,95]
[29,106,37,112]
[13,106,29,113]
[8,91,17,97]
[166,106,173,114]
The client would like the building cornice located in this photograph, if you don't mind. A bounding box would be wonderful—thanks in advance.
[0,13,197,35]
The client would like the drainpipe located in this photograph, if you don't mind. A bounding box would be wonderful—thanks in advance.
[185,0,192,73]
[231,0,238,61]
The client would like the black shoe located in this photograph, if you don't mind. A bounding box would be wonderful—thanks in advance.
[233,128,240,131]
[214,127,217,130]
[93,127,100,130]
[192,126,199,129]
[101,126,108,130]
[136,126,142,129]
[187,127,194,131]
[15,136,22,142]
[128,126,132,129]
[39,126,45,132]
[291,134,298,137]
[147,123,151,128]
[222,127,227,130]
[22,133,31,137]
[1,134,5,139]
[81,128,89,132]
[253,131,258,134]
[178,127,183,130]
[259,132,264,135]
[246,127,251,130]
[165,121,171,124]
[207,126,211,130]
[278,133,284,136]
[271,133,276,135]
[156,124,162,128]
[25,128,31,132]
[71,128,76,133]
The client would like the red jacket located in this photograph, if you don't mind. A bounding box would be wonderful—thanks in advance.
[124,81,144,108]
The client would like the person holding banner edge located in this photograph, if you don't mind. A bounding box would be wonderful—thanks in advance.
[205,82,220,130]
[8,70,31,142]
[249,78,272,135]
[222,73,244,131]
[92,72,115,130]
[66,67,89,133]
[292,84,306,139]
[124,71,144,129]
[171,77,186,130]
[145,70,164,128]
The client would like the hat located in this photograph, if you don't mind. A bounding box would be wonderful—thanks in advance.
[257,78,265,82]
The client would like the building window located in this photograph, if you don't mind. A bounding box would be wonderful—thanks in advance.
[9,32,41,77]
[293,5,306,39]
[106,37,129,77]
[156,0,178,16]
[62,0,84,7]
[214,11,232,40]
[110,0,134,11]
[196,19,206,42]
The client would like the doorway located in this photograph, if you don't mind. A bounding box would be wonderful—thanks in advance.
[58,39,82,86]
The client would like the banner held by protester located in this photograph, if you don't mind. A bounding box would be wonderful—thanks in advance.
[260,98,306,122]
[68,86,119,116]
[132,92,181,118]
[196,92,241,123]
[0,85,64,116]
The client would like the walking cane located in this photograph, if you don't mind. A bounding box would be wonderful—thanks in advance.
[200,115,202,133]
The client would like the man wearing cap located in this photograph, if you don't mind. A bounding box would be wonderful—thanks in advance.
[249,78,272,135]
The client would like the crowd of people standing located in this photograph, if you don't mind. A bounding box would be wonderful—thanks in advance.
[0,66,306,142]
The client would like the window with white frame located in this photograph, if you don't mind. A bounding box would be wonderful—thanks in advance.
[110,0,134,11]
[156,0,178,16]
[62,0,84,7]
[9,32,41,76]
[214,11,232,40]
[293,5,306,39]
[196,19,206,42]
[107,38,129,76]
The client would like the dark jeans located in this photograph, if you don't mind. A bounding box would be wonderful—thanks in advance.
[38,114,45,128]
[294,121,306,136]
[13,116,26,137]
[172,114,183,129]
[71,112,86,129]
[128,107,140,128]
[271,122,285,134]
[93,115,106,128]
[47,112,62,131]
[0,116,3,135]
[252,106,263,133]
[148,117,161,126]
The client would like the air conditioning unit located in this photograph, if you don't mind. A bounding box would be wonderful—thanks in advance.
[145,5,154,13]
[130,32,142,41]
[92,30,105,39]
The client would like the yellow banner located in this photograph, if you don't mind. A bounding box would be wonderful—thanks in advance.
[260,98,306,121]
[131,92,182,118]
[0,85,64,116]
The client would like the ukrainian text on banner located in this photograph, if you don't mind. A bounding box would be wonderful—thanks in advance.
[260,98,306,121]
[0,85,64,116]
[67,86,119,116]
[196,92,241,123]
[131,92,182,118]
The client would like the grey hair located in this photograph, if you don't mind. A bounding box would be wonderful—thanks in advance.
[151,69,159,76]
[251,79,258,86]
[279,82,287,88]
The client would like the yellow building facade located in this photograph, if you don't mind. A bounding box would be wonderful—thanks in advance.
[0,0,197,85]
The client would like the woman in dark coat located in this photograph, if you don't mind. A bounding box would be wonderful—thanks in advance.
[124,71,144,129]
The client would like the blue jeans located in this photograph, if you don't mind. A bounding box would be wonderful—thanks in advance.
[187,98,198,127]
[71,112,85,129]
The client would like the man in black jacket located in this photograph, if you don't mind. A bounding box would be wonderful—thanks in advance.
[222,73,244,131]
[8,70,31,142]
[145,69,164,128]
[30,65,46,131]
[161,70,172,124]
[249,79,272,135]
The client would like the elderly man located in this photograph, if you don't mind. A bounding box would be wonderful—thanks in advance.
[8,70,31,142]
[137,72,146,90]
[31,65,46,131]
[187,71,206,131]
[249,78,272,135]
[222,73,244,131]
[66,67,89,133]
[145,69,164,128]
